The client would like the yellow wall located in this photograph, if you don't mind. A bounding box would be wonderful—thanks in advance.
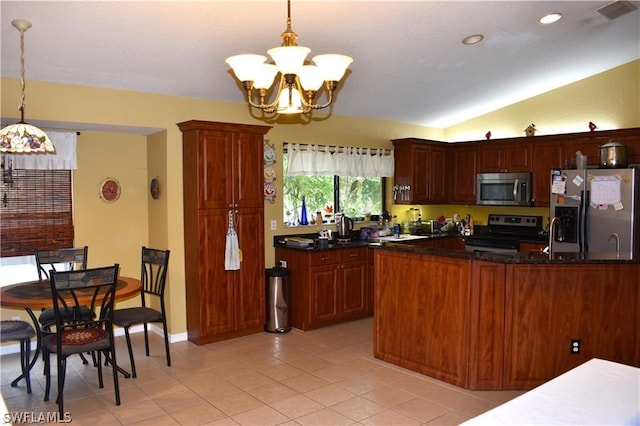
[74,131,148,278]
[1,58,639,338]
[445,59,640,141]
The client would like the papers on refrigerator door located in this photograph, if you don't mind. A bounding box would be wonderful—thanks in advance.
[551,174,566,195]
[589,174,622,208]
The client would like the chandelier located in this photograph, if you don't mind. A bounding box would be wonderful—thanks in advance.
[0,19,54,154]
[225,0,353,115]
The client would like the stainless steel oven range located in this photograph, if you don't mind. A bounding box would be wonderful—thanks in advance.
[464,214,544,253]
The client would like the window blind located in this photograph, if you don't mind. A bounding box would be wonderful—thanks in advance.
[1,169,74,257]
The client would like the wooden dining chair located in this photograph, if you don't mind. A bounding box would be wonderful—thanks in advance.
[35,247,93,329]
[0,320,36,393]
[113,247,170,378]
[42,265,121,416]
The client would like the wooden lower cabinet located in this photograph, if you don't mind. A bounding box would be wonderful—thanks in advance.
[374,250,472,387]
[275,247,371,331]
[503,264,640,389]
[186,208,265,344]
[374,248,640,390]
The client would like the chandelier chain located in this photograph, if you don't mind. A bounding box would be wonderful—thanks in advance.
[18,27,26,120]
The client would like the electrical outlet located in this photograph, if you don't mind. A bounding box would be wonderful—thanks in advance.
[270,220,277,231]
[571,339,581,354]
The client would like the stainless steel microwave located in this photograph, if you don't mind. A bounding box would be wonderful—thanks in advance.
[476,172,532,206]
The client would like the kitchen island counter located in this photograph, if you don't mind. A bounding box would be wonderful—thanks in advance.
[373,244,640,391]
[372,241,639,264]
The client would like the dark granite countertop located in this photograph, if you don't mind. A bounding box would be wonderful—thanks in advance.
[273,233,455,252]
[372,241,638,264]
[274,233,637,263]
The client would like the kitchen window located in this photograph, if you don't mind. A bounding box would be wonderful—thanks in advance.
[282,143,393,227]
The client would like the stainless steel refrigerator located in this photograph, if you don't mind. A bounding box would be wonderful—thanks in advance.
[550,167,639,258]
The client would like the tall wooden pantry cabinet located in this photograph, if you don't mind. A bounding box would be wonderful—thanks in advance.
[178,120,272,345]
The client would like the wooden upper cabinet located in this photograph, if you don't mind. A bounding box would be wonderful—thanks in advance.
[479,140,531,173]
[392,128,638,206]
[178,120,269,210]
[392,139,446,204]
[567,128,640,167]
[448,143,479,204]
[530,138,567,207]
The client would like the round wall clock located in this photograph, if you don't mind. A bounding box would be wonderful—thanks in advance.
[150,177,160,199]
[99,178,121,202]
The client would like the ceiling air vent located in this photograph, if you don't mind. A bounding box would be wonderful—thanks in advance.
[596,0,637,20]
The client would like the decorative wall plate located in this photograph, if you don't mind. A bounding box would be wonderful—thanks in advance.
[263,140,276,165]
[99,178,121,202]
[264,181,276,204]
[263,165,276,182]
[150,177,160,199]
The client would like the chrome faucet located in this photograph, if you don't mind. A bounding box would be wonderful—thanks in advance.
[608,233,620,258]
[548,216,560,259]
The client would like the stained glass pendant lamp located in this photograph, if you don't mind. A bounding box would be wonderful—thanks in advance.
[0,19,55,154]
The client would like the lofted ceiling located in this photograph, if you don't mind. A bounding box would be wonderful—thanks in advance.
[1,1,639,129]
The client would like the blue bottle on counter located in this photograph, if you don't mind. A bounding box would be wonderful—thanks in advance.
[300,196,309,225]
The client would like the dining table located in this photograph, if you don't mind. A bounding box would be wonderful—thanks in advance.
[0,276,142,386]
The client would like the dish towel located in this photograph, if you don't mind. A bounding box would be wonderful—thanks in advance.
[225,210,241,270]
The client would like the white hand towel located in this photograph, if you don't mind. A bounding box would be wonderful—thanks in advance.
[225,211,241,270]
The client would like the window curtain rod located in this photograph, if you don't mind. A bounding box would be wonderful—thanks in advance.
[283,142,393,156]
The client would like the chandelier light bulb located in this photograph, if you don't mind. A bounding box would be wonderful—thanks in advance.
[298,65,324,91]
[253,64,279,90]
[313,54,353,82]
[225,54,266,82]
[267,46,310,75]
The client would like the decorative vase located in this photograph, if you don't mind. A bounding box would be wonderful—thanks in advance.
[300,196,309,225]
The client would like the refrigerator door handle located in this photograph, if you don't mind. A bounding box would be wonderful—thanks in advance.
[581,189,589,252]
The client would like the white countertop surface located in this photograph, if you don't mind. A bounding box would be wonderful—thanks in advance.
[462,358,640,425]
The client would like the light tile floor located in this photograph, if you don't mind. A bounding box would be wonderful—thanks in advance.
[1,318,524,425]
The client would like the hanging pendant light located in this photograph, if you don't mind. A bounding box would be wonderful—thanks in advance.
[225,0,353,116]
[0,19,55,154]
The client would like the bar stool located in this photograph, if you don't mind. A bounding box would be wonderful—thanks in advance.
[0,320,36,393]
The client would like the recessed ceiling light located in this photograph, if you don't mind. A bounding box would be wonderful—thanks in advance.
[539,13,562,24]
[462,34,484,45]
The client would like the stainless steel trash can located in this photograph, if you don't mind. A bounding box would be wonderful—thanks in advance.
[265,267,291,333]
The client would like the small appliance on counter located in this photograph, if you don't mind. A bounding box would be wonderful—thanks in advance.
[422,220,443,234]
[335,212,354,243]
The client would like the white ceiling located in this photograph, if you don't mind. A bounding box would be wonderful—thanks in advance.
[1,1,639,129]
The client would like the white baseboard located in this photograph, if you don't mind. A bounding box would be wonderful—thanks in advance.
[0,324,188,356]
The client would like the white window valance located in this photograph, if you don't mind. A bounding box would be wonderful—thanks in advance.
[285,143,394,178]
[3,131,77,170]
